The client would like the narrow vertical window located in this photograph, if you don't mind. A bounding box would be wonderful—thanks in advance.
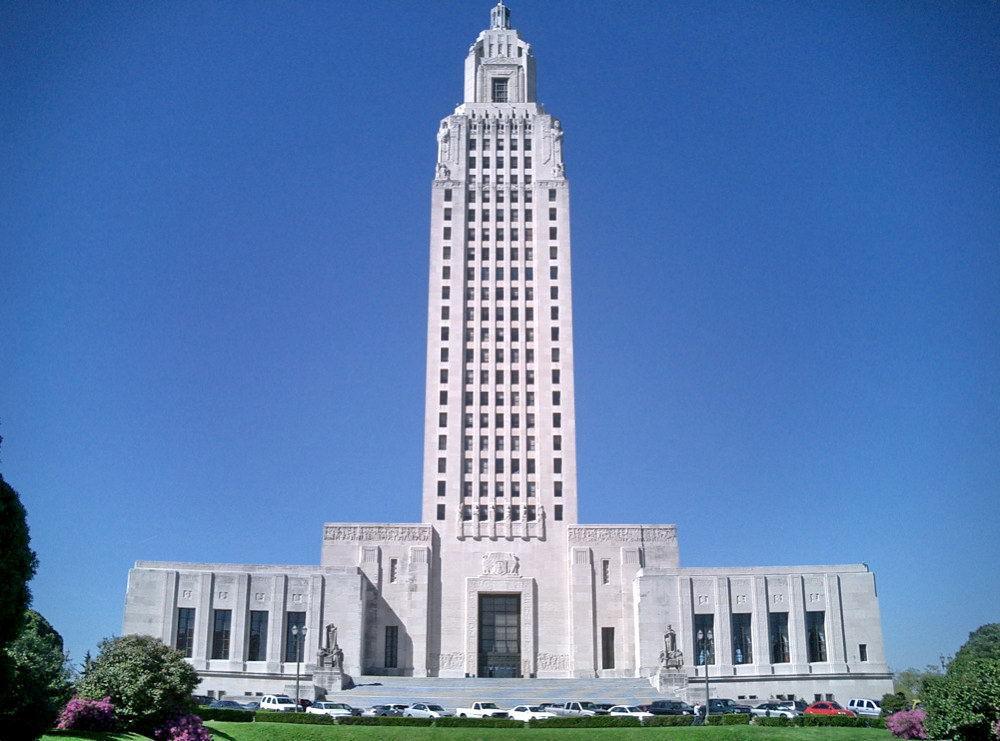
[436,503,446,520]
[389,558,399,583]
[210,609,232,660]
[601,559,611,585]
[694,614,715,665]
[284,612,306,662]
[491,78,508,103]
[859,643,868,662]
[247,610,268,661]
[806,611,827,662]
[176,607,195,658]
[384,625,399,669]
[732,613,753,664]
[769,612,790,663]
[554,504,563,520]
[601,627,615,669]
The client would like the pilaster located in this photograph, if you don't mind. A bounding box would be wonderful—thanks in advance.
[569,547,594,677]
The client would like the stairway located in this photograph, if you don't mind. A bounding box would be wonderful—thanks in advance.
[334,676,660,709]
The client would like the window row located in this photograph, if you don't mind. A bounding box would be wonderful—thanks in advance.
[459,412,563,428]
[460,503,564,521]
[467,137,532,152]
[467,156,533,170]
[175,608,307,663]
[436,479,564,498]
[466,188,532,204]
[690,611,830,667]
[466,173,532,186]
[436,389,561,408]
[436,368,540,387]
[440,348,537,364]
[465,208,534,222]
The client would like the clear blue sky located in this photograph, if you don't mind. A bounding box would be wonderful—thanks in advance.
[2,1,997,674]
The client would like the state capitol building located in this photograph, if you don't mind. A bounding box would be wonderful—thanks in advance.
[124,3,893,705]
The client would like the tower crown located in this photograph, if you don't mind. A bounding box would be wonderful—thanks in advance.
[463,2,536,104]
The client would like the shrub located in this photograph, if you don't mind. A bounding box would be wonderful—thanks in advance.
[57,696,117,731]
[527,715,641,728]
[75,635,199,734]
[433,716,523,728]
[336,716,434,726]
[923,658,1000,741]
[882,691,911,715]
[644,715,695,726]
[705,713,748,725]
[254,710,337,725]
[754,716,792,727]
[153,713,211,741]
[885,708,928,739]
[195,706,255,722]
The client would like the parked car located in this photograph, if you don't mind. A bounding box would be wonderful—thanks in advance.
[192,695,212,707]
[508,705,557,722]
[594,703,616,713]
[607,705,653,720]
[240,701,260,710]
[307,701,357,718]
[549,701,607,716]
[404,703,454,718]
[297,698,312,710]
[776,699,809,713]
[804,701,855,717]
[259,694,298,713]
[847,698,882,717]
[456,701,508,718]
[695,699,752,716]
[751,701,799,718]
[208,700,248,710]
[362,704,403,717]
[649,700,694,715]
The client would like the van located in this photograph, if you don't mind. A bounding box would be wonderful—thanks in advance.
[847,698,882,717]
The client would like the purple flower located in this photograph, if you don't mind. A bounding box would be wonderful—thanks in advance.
[57,696,117,731]
[153,713,212,741]
[886,709,928,740]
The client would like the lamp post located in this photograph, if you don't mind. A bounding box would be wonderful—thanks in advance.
[697,628,713,721]
[291,624,308,711]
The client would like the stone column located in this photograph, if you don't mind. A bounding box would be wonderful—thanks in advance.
[569,547,595,677]
[408,546,432,676]
[228,573,249,670]
[193,573,213,671]
[306,575,324,670]
[789,575,809,673]
[678,576,694,671]
[618,548,642,674]
[160,571,178,647]
[715,577,733,677]
[266,574,286,673]
[823,574,848,673]
[752,576,771,673]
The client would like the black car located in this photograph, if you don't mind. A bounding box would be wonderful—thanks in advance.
[704,698,752,715]
[209,700,249,710]
[649,700,694,715]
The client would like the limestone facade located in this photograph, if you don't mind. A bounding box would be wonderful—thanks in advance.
[123,3,893,704]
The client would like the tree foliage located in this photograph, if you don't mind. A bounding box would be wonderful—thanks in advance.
[76,635,199,733]
[922,624,1000,741]
[0,475,38,649]
[893,665,942,702]
[0,610,74,740]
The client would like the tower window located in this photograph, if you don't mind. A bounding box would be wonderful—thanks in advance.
[492,78,508,103]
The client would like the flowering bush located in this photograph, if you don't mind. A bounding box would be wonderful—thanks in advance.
[886,709,927,740]
[56,696,117,731]
[153,713,211,741]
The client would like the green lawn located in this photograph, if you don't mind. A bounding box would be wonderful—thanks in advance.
[203,722,893,741]
[41,733,148,741]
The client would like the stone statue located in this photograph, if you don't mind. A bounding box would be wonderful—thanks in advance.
[436,121,451,164]
[659,624,684,670]
[554,162,565,178]
[552,119,563,164]
[435,162,450,180]
[325,623,338,650]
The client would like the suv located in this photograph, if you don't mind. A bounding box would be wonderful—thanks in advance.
[259,694,298,712]
[705,699,752,715]
[847,698,882,717]
[649,700,694,715]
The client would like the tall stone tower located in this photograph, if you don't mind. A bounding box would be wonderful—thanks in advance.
[421,0,577,535]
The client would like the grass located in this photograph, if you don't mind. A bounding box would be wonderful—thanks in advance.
[203,722,894,740]
[40,733,148,741]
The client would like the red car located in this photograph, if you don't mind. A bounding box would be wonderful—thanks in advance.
[804,701,856,717]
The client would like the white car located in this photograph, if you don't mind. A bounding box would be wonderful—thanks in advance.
[847,698,882,718]
[508,705,557,722]
[751,701,799,718]
[258,694,298,713]
[607,705,653,720]
[306,701,356,718]
[403,703,454,718]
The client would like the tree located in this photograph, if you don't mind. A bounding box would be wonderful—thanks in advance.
[75,635,199,733]
[922,624,1000,741]
[893,665,942,702]
[0,475,38,649]
[0,610,73,740]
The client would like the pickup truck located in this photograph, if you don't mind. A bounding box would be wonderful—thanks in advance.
[455,701,509,718]
[549,701,607,716]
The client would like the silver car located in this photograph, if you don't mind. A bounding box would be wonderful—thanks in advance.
[403,702,454,718]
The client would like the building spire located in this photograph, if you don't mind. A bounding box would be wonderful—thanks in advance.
[490,1,511,30]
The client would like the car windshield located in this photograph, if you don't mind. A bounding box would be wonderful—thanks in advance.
[480,703,497,709]
[829,702,844,709]
[275,698,294,705]
[579,702,598,709]
[426,705,445,711]
[626,707,641,712]
[527,706,544,711]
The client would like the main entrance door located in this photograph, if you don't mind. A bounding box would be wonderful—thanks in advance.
[477,594,521,677]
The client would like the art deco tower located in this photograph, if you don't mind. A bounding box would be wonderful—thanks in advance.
[421,1,578,539]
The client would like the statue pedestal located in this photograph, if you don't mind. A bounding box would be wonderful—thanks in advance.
[653,668,689,701]
[312,667,352,698]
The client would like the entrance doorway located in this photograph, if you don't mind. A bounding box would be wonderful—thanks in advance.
[477,594,520,677]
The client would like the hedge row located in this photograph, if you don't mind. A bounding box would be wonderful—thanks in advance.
[435,717,525,728]
[334,716,434,726]
[752,715,885,729]
[195,707,255,723]
[528,716,642,728]
[643,715,696,726]
[705,713,751,725]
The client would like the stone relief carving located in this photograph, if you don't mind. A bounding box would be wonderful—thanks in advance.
[324,525,431,542]
[482,552,520,577]
[435,163,450,180]
[436,121,451,164]
[181,589,192,599]
[537,653,568,670]
[435,652,465,670]
[659,624,684,670]
[567,526,677,543]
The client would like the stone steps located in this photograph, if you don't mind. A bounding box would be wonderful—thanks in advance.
[334,676,662,708]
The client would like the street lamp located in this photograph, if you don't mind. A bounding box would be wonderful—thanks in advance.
[291,624,308,711]
[697,628,714,721]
